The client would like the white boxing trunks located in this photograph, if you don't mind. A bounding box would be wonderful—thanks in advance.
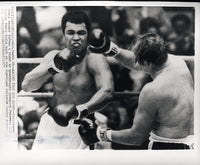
[32,112,89,149]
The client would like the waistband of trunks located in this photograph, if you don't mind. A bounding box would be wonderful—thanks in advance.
[149,132,194,146]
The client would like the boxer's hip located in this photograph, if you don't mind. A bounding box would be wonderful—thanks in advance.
[148,132,194,150]
[32,109,88,149]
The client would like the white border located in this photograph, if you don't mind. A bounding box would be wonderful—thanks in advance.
[0,1,199,165]
[0,1,199,7]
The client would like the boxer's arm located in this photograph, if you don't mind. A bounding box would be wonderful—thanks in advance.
[22,50,58,92]
[83,53,114,113]
[89,28,141,70]
[114,48,142,70]
[169,54,194,79]
[109,85,157,146]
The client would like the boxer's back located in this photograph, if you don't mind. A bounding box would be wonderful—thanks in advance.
[151,55,194,138]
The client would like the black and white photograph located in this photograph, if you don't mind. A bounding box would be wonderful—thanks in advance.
[17,4,195,150]
[0,1,200,165]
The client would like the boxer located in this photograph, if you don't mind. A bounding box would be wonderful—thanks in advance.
[79,30,194,149]
[22,12,114,149]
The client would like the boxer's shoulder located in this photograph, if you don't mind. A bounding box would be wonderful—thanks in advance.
[140,83,160,103]
[138,84,159,115]
[86,52,109,67]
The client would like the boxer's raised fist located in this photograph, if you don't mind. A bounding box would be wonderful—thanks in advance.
[48,48,81,75]
[89,28,120,57]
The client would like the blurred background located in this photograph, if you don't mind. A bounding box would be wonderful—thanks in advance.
[17,6,195,150]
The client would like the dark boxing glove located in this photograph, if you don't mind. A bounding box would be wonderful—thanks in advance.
[75,118,111,145]
[48,49,81,76]
[75,118,99,145]
[49,104,89,127]
[89,28,120,57]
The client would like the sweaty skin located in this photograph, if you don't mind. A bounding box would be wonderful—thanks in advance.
[110,51,193,146]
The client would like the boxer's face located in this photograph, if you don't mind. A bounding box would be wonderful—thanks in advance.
[64,22,88,57]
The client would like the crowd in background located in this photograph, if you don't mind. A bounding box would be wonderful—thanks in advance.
[17,6,195,150]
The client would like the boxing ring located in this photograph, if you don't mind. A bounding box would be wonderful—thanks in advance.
[17,56,194,141]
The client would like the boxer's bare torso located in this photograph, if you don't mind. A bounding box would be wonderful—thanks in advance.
[42,49,111,109]
[142,55,194,138]
[52,52,96,107]
[25,49,113,149]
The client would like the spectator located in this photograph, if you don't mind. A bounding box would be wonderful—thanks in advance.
[21,110,40,149]
[22,110,40,135]
[167,14,194,55]
[139,17,161,34]
[18,117,27,150]
[17,37,37,58]
[34,6,67,55]
[17,92,39,118]
[110,64,133,92]
[35,78,54,117]
[17,7,40,45]
[17,37,38,91]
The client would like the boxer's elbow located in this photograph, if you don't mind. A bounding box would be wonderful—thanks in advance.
[22,79,32,92]
[21,74,36,92]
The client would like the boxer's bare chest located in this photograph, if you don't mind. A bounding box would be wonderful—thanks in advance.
[52,61,96,104]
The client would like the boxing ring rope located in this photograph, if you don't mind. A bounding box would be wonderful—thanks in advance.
[17,58,43,64]
[17,91,140,98]
[17,56,194,64]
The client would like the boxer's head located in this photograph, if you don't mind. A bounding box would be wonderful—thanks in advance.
[131,33,168,71]
[61,11,91,57]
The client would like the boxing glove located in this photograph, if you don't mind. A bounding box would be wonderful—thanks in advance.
[89,28,120,57]
[75,118,111,145]
[48,48,81,76]
[75,118,99,145]
[49,104,89,127]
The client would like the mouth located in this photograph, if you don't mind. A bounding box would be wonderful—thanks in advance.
[72,42,81,47]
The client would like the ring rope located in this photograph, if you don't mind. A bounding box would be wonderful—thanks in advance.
[18,92,53,97]
[17,58,43,64]
[17,91,140,98]
[17,56,194,64]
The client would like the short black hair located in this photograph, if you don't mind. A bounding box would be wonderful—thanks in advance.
[132,33,168,66]
[61,11,91,34]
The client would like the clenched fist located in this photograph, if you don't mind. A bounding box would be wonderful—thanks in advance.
[49,104,78,126]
